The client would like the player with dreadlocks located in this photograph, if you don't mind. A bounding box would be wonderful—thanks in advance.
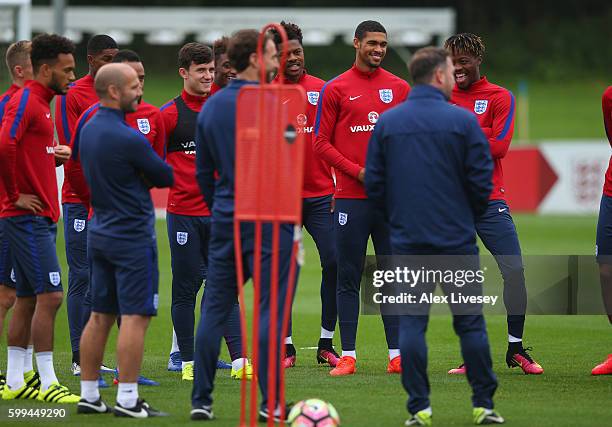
[444,33,543,375]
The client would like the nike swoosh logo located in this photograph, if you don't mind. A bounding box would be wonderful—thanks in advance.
[498,208,507,213]
[45,113,51,119]
[349,95,362,101]
[282,99,291,104]
[116,406,148,418]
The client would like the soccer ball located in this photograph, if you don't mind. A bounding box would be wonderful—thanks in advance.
[288,398,340,427]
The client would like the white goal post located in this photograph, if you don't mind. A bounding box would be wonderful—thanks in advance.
[0,0,31,42]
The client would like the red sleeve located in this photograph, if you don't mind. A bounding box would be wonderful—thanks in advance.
[65,109,93,208]
[160,101,178,140]
[54,95,68,146]
[151,109,166,159]
[488,90,515,159]
[0,92,30,202]
[603,87,612,146]
[313,84,362,179]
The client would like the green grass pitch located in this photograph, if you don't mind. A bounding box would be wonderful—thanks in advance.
[1,214,611,426]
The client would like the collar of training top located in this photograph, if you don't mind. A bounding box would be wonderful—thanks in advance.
[351,63,382,79]
[25,79,56,103]
[408,84,448,101]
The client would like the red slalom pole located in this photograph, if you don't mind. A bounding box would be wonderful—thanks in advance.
[278,235,300,425]
[234,220,249,427]
[267,222,280,427]
[250,220,263,426]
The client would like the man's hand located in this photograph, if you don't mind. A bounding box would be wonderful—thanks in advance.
[14,194,44,213]
[54,145,72,165]
[358,168,365,183]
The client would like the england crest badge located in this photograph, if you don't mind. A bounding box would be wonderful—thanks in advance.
[137,118,151,134]
[307,91,320,106]
[474,100,488,115]
[177,232,188,246]
[379,89,393,104]
[49,272,61,286]
[338,212,348,226]
[74,219,86,232]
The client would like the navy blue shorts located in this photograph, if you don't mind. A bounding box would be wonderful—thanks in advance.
[0,219,16,288]
[597,195,612,264]
[89,244,159,316]
[3,216,62,297]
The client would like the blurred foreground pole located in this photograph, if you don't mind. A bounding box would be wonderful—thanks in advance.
[517,80,530,144]
[53,0,65,35]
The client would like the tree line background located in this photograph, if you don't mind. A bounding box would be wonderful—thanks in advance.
[15,0,612,82]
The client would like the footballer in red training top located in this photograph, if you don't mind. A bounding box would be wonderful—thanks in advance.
[445,33,543,375]
[160,43,244,377]
[313,20,410,377]
[270,21,340,369]
[592,85,612,376]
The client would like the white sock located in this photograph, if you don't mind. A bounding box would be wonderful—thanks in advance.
[7,346,26,390]
[24,345,34,373]
[81,380,100,403]
[417,406,432,416]
[341,350,356,359]
[284,336,293,345]
[117,382,138,408]
[320,328,334,339]
[389,349,400,360]
[35,351,59,391]
[181,361,193,369]
[231,358,247,371]
[170,329,180,354]
[508,334,522,343]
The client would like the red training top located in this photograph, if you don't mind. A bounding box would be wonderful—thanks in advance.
[314,65,410,199]
[275,72,334,198]
[160,89,210,216]
[64,101,166,210]
[451,77,515,201]
[210,82,222,96]
[602,86,612,197]
[55,74,98,205]
[0,83,21,206]
[0,80,59,221]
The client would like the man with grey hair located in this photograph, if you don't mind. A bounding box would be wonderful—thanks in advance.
[365,47,503,426]
[76,63,173,417]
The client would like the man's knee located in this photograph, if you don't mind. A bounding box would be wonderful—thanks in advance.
[36,291,64,310]
[0,286,16,310]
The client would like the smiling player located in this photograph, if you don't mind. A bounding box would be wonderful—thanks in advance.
[445,33,543,376]
[313,20,410,376]
[270,21,339,368]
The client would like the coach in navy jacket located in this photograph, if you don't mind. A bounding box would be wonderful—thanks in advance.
[365,47,502,425]
[366,56,492,255]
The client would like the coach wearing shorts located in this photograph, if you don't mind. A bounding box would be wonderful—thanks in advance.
[76,63,173,417]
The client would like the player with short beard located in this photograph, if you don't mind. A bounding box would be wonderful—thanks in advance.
[313,20,410,377]
[0,33,80,403]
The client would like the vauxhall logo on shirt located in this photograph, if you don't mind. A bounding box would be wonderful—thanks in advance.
[181,140,196,154]
[349,111,379,133]
[295,114,313,134]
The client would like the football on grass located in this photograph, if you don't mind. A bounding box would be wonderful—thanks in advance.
[288,398,340,427]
